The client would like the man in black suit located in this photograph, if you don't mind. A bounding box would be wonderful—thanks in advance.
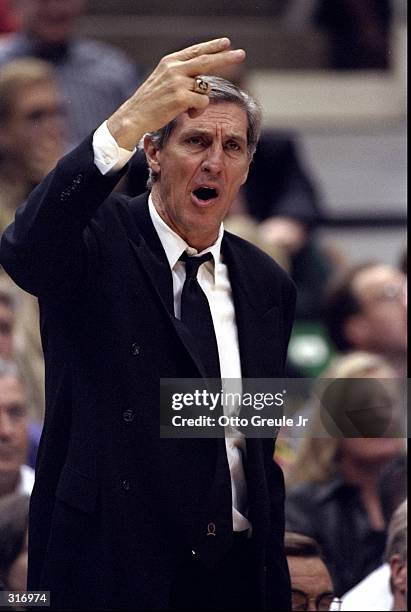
[0,39,295,610]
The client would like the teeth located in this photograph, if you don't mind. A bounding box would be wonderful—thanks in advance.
[194,187,217,201]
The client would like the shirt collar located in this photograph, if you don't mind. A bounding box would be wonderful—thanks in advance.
[148,194,223,282]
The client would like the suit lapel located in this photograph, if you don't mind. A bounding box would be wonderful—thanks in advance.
[222,233,282,379]
[124,194,208,378]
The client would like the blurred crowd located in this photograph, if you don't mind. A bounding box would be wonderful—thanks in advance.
[0,0,407,609]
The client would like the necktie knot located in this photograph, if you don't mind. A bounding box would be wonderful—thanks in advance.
[179,251,213,279]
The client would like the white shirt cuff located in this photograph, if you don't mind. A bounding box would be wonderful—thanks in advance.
[93,120,136,175]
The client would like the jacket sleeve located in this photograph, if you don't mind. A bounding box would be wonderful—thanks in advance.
[0,134,127,298]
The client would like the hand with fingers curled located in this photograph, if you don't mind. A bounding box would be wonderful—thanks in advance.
[106,38,246,151]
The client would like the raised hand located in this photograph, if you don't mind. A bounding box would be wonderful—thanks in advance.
[107,38,246,151]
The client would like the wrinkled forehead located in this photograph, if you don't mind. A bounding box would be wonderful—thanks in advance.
[288,555,333,593]
[173,101,248,137]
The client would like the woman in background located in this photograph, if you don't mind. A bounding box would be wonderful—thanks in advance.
[285,352,405,596]
[0,494,30,591]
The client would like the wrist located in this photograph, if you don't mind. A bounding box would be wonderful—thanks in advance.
[107,112,143,152]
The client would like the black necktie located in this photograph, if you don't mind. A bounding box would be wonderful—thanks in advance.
[179,251,233,568]
[179,252,221,379]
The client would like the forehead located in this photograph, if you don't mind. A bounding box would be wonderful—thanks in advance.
[0,375,26,408]
[10,81,58,114]
[353,265,405,297]
[288,556,332,592]
[172,102,248,138]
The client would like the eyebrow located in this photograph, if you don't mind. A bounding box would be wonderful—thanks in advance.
[180,128,247,146]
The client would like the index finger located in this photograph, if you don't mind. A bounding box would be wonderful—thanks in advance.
[183,48,246,77]
[168,38,232,62]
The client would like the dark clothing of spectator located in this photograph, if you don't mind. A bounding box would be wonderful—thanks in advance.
[315,0,392,69]
[0,34,142,148]
[285,476,386,596]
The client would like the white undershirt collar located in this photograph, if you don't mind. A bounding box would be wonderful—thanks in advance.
[148,194,223,284]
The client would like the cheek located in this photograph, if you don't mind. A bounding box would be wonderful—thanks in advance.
[16,429,29,456]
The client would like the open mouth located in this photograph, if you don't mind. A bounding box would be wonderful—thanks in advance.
[192,187,219,202]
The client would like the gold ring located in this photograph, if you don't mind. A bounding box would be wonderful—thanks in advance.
[193,77,210,95]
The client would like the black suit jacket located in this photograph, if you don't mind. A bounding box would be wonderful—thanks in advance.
[0,135,295,611]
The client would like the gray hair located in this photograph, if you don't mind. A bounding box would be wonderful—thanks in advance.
[139,75,262,189]
[385,499,407,564]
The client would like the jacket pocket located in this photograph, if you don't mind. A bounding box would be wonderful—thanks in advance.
[55,465,98,515]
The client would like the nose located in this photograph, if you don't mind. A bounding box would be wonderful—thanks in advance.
[201,143,224,175]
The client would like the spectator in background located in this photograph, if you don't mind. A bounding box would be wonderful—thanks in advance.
[285,352,405,596]
[378,455,407,530]
[0,282,44,428]
[0,493,30,591]
[284,532,338,611]
[0,58,64,234]
[0,58,61,422]
[386,500,407,611]
[0,360,34,498]
[1,282,43,469]
[341,454,407,610]
[314,0,393,69]
[0,286,42,468]
[323,262,407,376]
[0,0,142,149]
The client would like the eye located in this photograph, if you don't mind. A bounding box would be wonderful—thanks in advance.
[7,404,27,420]
[185,136,204,146]
[225,141,242,152]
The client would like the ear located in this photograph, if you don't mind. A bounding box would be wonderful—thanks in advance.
[143,135,161,177]
[390,555,407,594]
[344,314,371,348]
[240,164,249,186]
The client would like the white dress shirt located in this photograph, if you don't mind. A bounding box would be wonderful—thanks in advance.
[17,464,35,495]
[340,563,393,611]
[93,121,250,532]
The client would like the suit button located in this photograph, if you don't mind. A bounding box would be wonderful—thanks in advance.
[60,188,71,201]
[191,550,196,557]
[122,479,130,491]
[131,343,141,356]
[123,409,135,422]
